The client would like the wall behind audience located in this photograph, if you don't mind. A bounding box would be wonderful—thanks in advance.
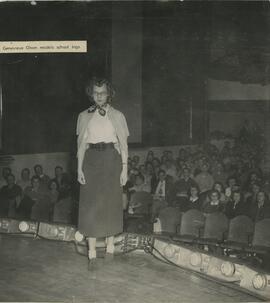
[4,145,197,180]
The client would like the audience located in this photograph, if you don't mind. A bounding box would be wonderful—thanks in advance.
[0,133,269,228]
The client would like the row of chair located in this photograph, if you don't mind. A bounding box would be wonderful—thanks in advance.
[156,208,270,255]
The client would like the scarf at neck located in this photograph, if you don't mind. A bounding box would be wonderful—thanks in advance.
[88,103,108,116]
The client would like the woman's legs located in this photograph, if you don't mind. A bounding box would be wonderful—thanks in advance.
[88,237,97,259]
[106,236,115,254]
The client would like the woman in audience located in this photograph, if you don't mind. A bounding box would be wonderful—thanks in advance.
[172,167,198,209]
[33,164,51,191]
[224,176,238,200]
[213,181,227,206]
[211,162,227,186]
[202,189,223,214]
[225,190,247,219]
[17,168,31,191]
[151,169,174,221]
[51,166,70,195]
[23,176,51,221]
[248,191,270,222]
[128,173,151,194]
[0,167,12,189]
[186,184,203,211]
[0,174,22,218]
[194,162,214,194]
[245,182,261,208]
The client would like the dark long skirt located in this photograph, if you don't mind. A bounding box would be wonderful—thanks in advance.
[78,146,123,238]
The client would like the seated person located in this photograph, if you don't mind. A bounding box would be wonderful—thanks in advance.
[17,168,31,191]
[201,189,223,214]
[194,162,214,194]
[0,174,22,218]
[33,164,51,191]
[224,176,239,200]
[151,169,174,221]
[51,166,71,196]
[0,167,12,189]
[171,167,198,209]
[211,162,228,186]
[128,173,151,194]
[186,184,203,211]
[23,176,51,222]
[248,191,270,222]
[225,190,247,219]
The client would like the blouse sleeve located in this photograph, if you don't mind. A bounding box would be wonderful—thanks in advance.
[120,112,129,138]
[76,112,82,136]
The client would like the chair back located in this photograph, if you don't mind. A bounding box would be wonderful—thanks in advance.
[179,209,205,238]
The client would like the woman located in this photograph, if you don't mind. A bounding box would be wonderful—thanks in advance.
[202,189,223,214]
[23,176,51,222]
[248,191,270,222]
[225,190,247,219]
[16,168,31,191]
[186,184,203,211]
[76,77,129,268]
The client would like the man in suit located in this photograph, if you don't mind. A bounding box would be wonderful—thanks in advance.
[151,169,174,221]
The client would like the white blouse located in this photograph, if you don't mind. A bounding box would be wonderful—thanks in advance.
[85,109,118,144]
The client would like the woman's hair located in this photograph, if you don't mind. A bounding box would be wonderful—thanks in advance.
[208,189,221,200]
[188,184,200,196]
[85,77,115,102]
[256,191,269,203]
[212,181,225,193]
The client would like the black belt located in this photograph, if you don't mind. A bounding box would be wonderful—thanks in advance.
[88,142,115,151]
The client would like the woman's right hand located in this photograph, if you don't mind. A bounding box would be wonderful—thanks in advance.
[78,170,86,185]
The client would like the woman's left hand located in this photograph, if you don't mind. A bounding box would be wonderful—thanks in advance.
[120,169,128,186]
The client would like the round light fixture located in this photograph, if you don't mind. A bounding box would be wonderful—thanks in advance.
[221,261,235,277]
[163,244,177,259]
[75,231,84,242]
[19,221,29,232]
[252,274,267,290]
[190,252,202,267]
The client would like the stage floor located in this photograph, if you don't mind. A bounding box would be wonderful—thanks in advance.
[0,234,262,302]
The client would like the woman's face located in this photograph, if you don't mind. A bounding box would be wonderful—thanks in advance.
[257,192,265,203]
[50,182,58,191]
[190,187,198,197]
[233,192,241,203]
[92,84,109,106]
[210,192,219,203]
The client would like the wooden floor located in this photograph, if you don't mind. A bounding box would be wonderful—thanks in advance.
[0,234,261,302]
